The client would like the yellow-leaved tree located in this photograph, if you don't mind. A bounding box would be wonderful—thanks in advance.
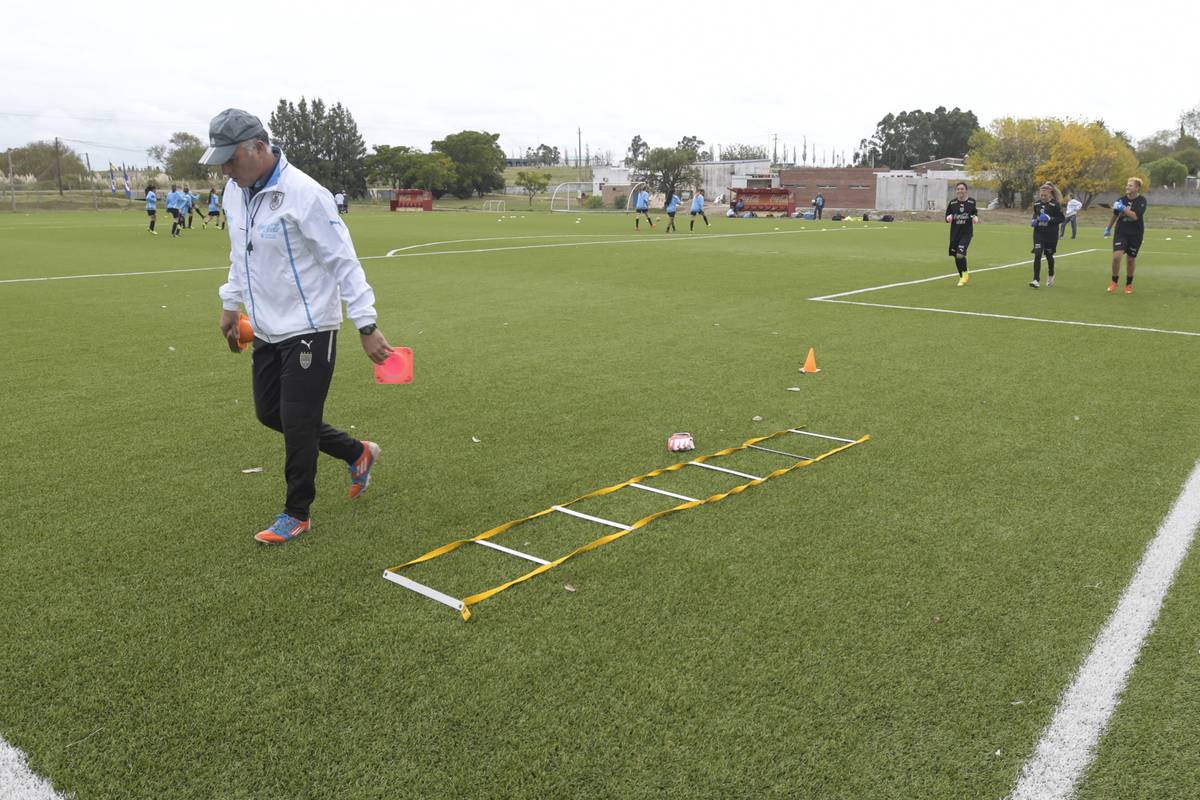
[1035,122,1138,209]
[965,117,1062,208]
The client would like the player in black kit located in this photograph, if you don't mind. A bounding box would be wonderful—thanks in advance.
[1107,177,1147,294]
[1029,183,1065,288]
[945,182,978,286]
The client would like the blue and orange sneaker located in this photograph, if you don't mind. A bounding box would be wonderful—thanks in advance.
[348,441,381,499]
[254,513,310,544]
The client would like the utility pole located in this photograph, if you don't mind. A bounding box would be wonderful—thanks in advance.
[54,137,64,196]
[577,127,582,181]
[84,153,97,210]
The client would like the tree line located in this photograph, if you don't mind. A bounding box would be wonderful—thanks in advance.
[12,98,1200,206]
[137,98,508,200]
[855,102,1200,208]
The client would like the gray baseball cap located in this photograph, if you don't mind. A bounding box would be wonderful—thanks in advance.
[198,108,267,166]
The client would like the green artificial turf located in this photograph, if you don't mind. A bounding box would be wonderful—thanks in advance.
[1,207,1198,798]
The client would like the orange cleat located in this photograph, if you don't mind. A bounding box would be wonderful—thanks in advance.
[1107,282,1118,293]
[348,441,381,499]
[1124,284,1133,294]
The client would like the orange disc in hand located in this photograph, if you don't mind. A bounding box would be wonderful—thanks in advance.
[237,313,255,350]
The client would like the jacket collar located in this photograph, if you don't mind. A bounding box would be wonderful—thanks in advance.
[249,147,288,198]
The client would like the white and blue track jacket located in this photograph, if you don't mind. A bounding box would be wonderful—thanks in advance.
[218,149,377,343]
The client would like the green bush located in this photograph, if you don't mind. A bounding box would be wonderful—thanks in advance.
[1143,157,1188,188]
[1171,147,1200,175]
[613,194,627,210]
[584,195,604,209]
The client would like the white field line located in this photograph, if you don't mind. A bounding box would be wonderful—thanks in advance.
[808,249,1100,301]
[0,265,227,285]
[385,234,633,253]
[808,246,1200,337]
[0,736,68,800]
[379,224,883,260]
[815,299,1200,338]
[1008,459,1200,800]
[0,225,883,285]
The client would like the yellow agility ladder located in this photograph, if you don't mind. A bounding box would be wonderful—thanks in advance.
[383,426,868,620]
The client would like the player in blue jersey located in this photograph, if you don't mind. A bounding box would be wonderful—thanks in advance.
[145,184,158,234]
[634,186,653,230]
[206,186,223,229]
[167,184,183,237]
[183,185,203,228]
[664,190,681,233]
[689,190,709,231]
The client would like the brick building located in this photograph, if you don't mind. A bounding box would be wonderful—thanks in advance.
[777,167,883,209]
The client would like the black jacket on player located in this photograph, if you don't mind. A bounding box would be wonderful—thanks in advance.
[946,197,978,238]
[1031,200,1065,241]
[1114,194,1148,237]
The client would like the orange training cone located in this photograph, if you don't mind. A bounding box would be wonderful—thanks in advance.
[800,347,821,374]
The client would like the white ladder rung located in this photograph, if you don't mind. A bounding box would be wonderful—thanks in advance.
[382,570,465,612]
[475,538,550,565]
[748,444,813,461]
[627,482,699,503]
[788,429,857,444]
[552,505,632,531]
[689,461,763,481]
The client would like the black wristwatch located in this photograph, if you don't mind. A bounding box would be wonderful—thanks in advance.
[358,323,377,336]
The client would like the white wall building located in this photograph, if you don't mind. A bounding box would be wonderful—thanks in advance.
[592,166,632,195]
[694,159,772,202]
[875,172,947,211]
[875,169,998,211]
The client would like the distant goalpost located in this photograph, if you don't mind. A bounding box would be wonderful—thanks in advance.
[549,181,626,213]
[482,199,506,212]
[625,181,649,214]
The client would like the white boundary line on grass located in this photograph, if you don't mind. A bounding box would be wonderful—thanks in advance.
[809,247,1200,338]
[0,265,227,285]
[1008,459,1200,800]
[0,735,68,799]
[0,225,884,285]
[814,300,1200,338]
[808,249,1100,301]
[383,224,882,258]
[386,234,632,252]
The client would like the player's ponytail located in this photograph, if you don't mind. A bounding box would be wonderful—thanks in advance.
[1041,182,1063,205]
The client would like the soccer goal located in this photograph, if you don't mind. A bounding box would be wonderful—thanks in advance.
[483,199,506,212]
[549,182,592,213]
[625,181,649,213]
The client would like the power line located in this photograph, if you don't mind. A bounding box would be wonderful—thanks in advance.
[60,137,152,154]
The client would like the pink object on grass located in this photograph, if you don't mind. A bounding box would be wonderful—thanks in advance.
[374,347,413,384]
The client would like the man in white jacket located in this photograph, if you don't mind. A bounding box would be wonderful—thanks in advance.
[201,108,394,544]
[1060,191,1083,240]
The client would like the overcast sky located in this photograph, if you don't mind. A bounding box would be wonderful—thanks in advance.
[3,0,1196,171]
